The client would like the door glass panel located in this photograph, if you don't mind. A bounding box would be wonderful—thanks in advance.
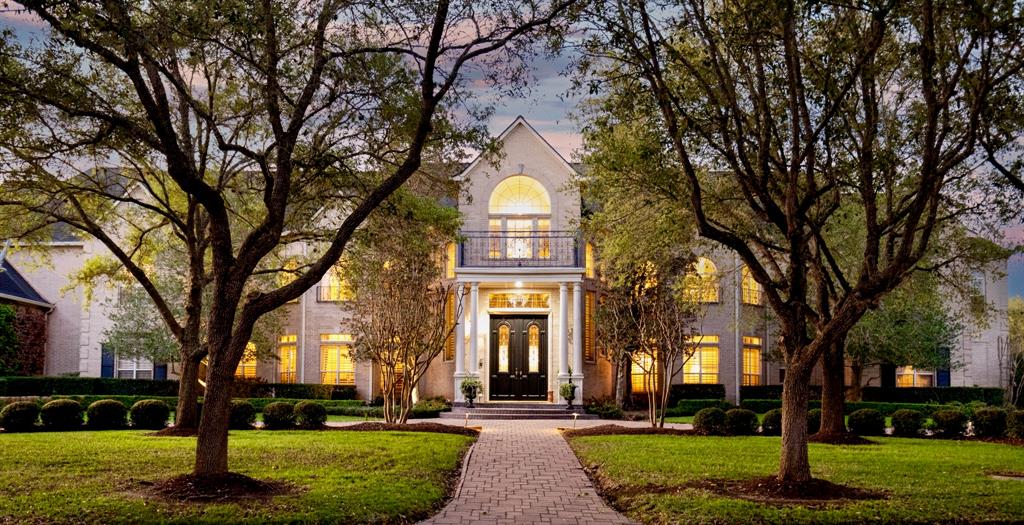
[506,219,533,259]
[528,324,540,373]
[498,324,510,373]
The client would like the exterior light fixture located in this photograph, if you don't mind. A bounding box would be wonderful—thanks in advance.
[572,412,579,429]
[514,280,523,288]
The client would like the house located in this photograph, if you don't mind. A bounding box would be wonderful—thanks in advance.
[0,257,52,376]
[5,117,1011,404]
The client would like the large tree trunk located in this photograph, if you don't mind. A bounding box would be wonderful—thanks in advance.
[175,352,204,429]
[849,360,865,402]
[818,337,847,436]
[779,362,814,482]
[194,363,235,475]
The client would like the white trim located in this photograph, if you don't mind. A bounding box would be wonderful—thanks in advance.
[0,292,53,310]
[455,116,578,183]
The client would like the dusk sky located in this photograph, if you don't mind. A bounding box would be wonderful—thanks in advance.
[3,8,1021,300]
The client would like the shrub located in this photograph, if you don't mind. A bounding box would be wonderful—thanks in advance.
[860,386,1003,405]
[848,408,885,436]
[0,401,39,432]
[411,398,450,419]
[672,399,732,417]
[262,402,295,430]
[1007,410,1024,439]
[761,408,783,435]
[229,401,257,430]
[891,409,924,437]
[584,397,624,420]
[129,400,170,430]
[807,408,822,434]
[294,401,327,429]
[40,399,83,430]
[932,409,967,437]
[667,384,727,406]
[86,400,128,430]
[693,407,727,436]
[971,407,1007,438]
[724,408,759,436]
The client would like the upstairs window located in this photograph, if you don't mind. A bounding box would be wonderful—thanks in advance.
[683,257,719,303]
[489,175,551,215]
[741,265,763,305]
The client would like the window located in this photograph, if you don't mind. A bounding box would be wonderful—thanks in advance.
[445,243,457,278]
[684,335,719,384]
[488,175,551,215]
[444,291,456,361]
[631,353,655,393]
[235,342,258,379]
[320,334,355,385]
[584,291,596,362]
[279,335,298,383]
[116,356,153,379]
[742,336,762,386]
[682,257,719,303]
[489,293,550,309]
[585,242,595,279]
[318,267,352,302]
[896,366,934,387]
[741,266,763,305]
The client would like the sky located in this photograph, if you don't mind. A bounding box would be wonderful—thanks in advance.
[3,7,1022,299]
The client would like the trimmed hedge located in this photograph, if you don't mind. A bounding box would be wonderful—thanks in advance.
[130,400,170,430]
[40,399,83,430]
[229,401,257,430]
[232,382,357,400]
[724,408,758,435]
[693,408,727,436]
[807,408,822,434]
[971,407,1007,438]
[668,384,727,405]
[86,400,128,430]
[0,376,178,397]
[761,409,783,435]
[848,408,885,436]
[0,401,39,432]
[262,402,295,430]
[1,395,365,412]
[740,385,821,400]
[295,401,327,429]
[668,399,732,417]
[740,385,1003,405]
[740,399,960,417]
[1007,410,1024,439]
[891,409,924,437]
[933,409,967,436]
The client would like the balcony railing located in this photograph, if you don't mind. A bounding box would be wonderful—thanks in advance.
[458,230,582,268]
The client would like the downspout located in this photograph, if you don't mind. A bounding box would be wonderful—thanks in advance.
[734,253,741,404]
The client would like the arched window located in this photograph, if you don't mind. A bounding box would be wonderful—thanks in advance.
[741,265,763,305]
[683,257,719,303]
[488,176,552,260]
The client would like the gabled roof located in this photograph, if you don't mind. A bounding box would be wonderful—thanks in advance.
[456,116,579,181]
[0,260,52,309]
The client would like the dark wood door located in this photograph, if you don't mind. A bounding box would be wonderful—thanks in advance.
[489,315,548,400]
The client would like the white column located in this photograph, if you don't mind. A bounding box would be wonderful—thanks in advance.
[572,282,583,376]
[469,282,479,376]
[453,283,466,403]
[558,282,569,378]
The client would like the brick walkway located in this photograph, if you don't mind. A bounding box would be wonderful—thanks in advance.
[417,419,649,525]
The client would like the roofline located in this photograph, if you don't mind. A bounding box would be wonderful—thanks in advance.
[455,116,579,181]
[0,292,53,310]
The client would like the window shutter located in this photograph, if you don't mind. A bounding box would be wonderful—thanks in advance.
[100,346,115,378]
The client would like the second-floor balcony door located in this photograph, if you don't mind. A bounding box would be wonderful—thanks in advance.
[490,218,550,261]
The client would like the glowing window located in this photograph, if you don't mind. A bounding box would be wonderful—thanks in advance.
[320,334,354,385]
[742,336,762,386]
[319,266,352,302]
[684,335,719,384]
[741,266,763,305]
[585,243,595,279]
[444,292,456,361]
[631,353,655,393]
[498,323,510,373]
[278,335,298,383]
[489,293,550,309]
[528,324,540,373]
[683,257,719,303]
[235,342,258,379]
[489,175,551,215]
[584,291,596,362]
[445,243,457,278]
[896,366,933,387]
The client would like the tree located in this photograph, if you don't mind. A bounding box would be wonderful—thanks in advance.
[0,0,577,477]
[1001,297,1024,407]
[346,189,461,424]
[0,304,17,375]
[576,0,1024,482]
[845,274,963,400]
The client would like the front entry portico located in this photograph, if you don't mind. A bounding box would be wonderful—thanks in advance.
[489,315,548,400]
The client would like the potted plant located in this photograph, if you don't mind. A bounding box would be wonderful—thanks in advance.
[560,380,577,410]
[460,377,483,408]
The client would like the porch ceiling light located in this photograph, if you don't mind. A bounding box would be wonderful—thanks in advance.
[514,280,523,288]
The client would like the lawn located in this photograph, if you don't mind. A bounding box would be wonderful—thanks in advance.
[569,434,1024,524]
[0,429,473,524]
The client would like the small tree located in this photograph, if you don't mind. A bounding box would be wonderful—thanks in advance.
[347,190,462,423]
[0,304,18,375]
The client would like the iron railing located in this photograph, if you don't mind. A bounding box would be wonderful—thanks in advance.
[458,230,582,268]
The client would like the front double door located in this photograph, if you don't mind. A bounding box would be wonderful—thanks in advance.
[489,315,548,400]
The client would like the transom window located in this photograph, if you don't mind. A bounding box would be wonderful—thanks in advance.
[684,335,719,384]
[489,293,550,310]
[683,257,719,303]
[320,334,355,385]
[742,336,762,386]
[896,366,933,387]
[488,175,551,215]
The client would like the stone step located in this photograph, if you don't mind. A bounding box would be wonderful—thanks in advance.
[439,411,599,420]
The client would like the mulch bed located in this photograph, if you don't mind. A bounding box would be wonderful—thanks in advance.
[561,424,696,438]
[148,426,198,437]
[987,470,1024,481]
[144,472,296,502]
[334,422,480,437]
[809,432,877,445]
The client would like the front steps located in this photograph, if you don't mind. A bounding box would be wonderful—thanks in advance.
[440,403,599,420]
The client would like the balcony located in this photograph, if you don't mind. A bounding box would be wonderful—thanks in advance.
[458,230,582,268]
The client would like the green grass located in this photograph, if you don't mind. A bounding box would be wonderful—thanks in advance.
[0,429,473,524]
[569,434,1024,524]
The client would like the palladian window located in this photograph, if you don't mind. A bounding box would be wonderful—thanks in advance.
[488,176,552,260]
[682,257,719,303]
